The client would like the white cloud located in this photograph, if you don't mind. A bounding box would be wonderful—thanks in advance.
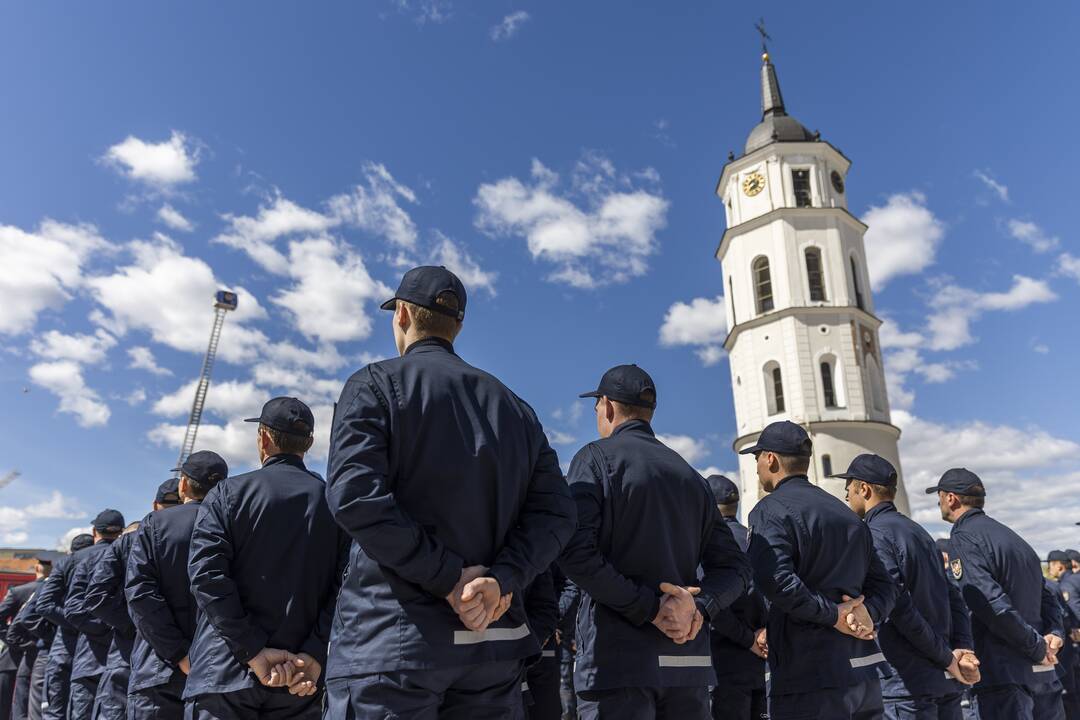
[156,204,194,232]
[328,162,419,249]
[659,296,727,366]
[124,387,147,406]
[127,346,172,376]
[0,490,82,545]
[1056,253,1080,283]
[56,526,92,552]
[897,410,1080,555]
[545,429,576,446]
[656,433,709,465]
[1007,219,1058,253]
[430,232,496,296]
[0,220,111,335]
[152,378,265,421]
[474,155,669,288]
[926,275,1057,351]
[272,237,392,344]
[491,11,530,41]
[861,192,945,290]
[878,317,924,350]
[28,360,110,427]
[393,0,452,24]
[87,234,269,363]
[103,131,199,188]
[973,170,1009,203]
[214,195,336,274]
[30,329,116,364]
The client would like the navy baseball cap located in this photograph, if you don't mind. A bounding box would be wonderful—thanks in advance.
[924,468,985,497]
[245,397,314,437]
[155,478,181,505]
[172,450,229,487]
[1048,550,1071,563]
[1067,549,1080,564]
[36,551,60,565]
[832,454,897,486]
[92,509,125,533]
[706,475,740,504]
[380,266,467,321]
[70,534,94,552]
[739,421,812,457]
[579,364,657,409]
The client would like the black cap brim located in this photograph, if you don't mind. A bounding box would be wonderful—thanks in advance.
[379,298,398,311]
[738,444,763,455]
[924,486,943,494]
[831,473,857,480]
[243,417,260,423]
[578,391,601,399]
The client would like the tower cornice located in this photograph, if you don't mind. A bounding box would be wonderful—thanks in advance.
[731,419,901,454]
[715,206,868,261]
[715,140,852,201]
[721,304,882,352]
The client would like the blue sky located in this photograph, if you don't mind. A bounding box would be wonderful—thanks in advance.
[1,2,1078,552]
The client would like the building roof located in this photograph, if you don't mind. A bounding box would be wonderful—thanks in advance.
[0,548,52,574]
[744,52,817,154]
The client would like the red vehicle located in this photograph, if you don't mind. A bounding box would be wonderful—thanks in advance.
[0,571,34,600]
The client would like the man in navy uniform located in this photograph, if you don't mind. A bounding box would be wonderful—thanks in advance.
[555,571,580,720]
[703,474,767,720]
[86,479,180,720]
[1033,575,1068,720]
[1,555,51,720]
[744,421,897,720]
[63,509,126,720]
[325,266,577,718]
[7,555,55,720]
[186,398,348,719]
[522,570,560,719]
[842,454,980,719]
[126,453,227,719]
[559,364,751,719]
[31,533,94,720]
[932,468,1062,720]
[1046,551,1079,719]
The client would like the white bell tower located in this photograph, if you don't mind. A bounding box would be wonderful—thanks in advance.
[716,49,910,514]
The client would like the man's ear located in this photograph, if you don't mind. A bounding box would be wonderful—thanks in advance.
[395,303,411,331]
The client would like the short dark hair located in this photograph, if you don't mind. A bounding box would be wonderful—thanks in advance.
[956,493,985,509]
[870,484,897,501]
[776,453,810,475]
[261,423,314,456]
[98,527,122,540]
[611,389,657,422]
[717,501,739,517]
[183,475,217,499]
[404,292,461,340]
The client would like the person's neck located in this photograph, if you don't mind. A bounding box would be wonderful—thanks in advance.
[864,496,889,514]
[948,505,975,524]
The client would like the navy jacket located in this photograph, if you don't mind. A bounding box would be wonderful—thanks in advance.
[553,566,579,646]
[8,588,46,654]
[747,475,898,695]
[63,540,116,681]
[187,455,349,697]
[35,553,81,669]
[85,532,138,677]
[1041,578,1071,693]
[949,508,1049,689]
[865,502,972,698]
[709,516,768,690]
[0,580,39,669]
[524,570,558,656]
[126,502,201,692]
[325,338,576,677]
[560,420,751,691]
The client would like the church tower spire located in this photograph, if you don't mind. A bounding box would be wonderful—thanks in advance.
[713,39,910,515]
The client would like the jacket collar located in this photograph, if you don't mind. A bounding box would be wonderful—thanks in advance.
[864,501,897,524]
[611,419,655,438]
[773,474,809,492]
[952,506,985,531]
[404,336,456,356]
[262,453,307,470]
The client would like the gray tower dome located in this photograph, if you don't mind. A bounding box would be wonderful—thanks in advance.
[744,52,816,154]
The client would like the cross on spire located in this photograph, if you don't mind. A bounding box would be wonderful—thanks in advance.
[754,18,771,56]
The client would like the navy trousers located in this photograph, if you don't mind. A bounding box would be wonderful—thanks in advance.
[28,653,46,720]
[525,655,561,720]
[188,686,321,720]
[883,692,962,720]
[128,679,186,720]
[40,659,70,720]
[973,684,1034,720]
[577,686,710,720]
[770,678,884,720]
[324,660,524,720]
[0,669,17,720]
[67,676,100,720]
[91,666,129,720]
[558,643,576,719]
[14,654,35,720]
[1034,688,1068,720]
[711,684,767,720]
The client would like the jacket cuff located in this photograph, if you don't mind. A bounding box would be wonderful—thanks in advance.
[627,586,661,627]
[428,554,465,600]
[300,635,329,666]
[232,628,269,665]
[487,565,515,600]
[1029,634,1048,664]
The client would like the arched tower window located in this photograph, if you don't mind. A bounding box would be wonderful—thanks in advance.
[805,247,826,302]
[820,361,837,408]
[792,169,812,208]
[753,257,774,314]
[850,256,865,310]
[822,454,833,478]
[763,361,785,415]
[867,355,886,413]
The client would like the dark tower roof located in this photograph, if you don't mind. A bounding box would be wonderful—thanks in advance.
[744,52,816,154]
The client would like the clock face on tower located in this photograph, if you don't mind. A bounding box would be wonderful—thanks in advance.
[742,171,766,197]
[830,170,845,194]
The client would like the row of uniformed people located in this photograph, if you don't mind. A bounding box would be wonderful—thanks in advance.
[2,263,1075,720]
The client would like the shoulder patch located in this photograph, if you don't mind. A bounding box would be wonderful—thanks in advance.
[950,558,963,580]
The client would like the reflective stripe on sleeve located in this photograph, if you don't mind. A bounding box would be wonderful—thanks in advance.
[657,655,712,668]
[453,624,531,645]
